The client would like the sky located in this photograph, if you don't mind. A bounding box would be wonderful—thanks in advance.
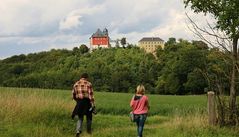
[0,0,207,59]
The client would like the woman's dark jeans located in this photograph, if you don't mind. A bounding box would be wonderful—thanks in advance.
[135,114,147,137]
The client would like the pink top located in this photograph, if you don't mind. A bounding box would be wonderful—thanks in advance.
[130,95,149,114]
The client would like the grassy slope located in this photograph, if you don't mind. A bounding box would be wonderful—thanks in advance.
[0,87,238,137]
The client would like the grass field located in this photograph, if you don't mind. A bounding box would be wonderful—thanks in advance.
[0,87,238,137]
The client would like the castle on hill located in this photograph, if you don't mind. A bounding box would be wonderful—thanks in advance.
[89,28,110,50]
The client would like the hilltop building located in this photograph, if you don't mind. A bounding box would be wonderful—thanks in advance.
[138,37,164,54]
[90,28,110,49]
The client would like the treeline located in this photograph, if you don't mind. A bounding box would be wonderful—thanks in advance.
[0,38,231,94]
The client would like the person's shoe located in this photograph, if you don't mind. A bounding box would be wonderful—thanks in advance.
[76,131,82,137]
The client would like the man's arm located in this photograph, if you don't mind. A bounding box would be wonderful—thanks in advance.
[88,84,95,106]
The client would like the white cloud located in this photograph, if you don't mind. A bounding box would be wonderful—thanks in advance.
[0,0,213,59]
[60,15,83,30]
[0,0,89,36]
[59,5,105,31]
[150,9,193,41]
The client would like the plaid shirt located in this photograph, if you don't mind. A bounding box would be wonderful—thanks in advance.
[72,78,94,104]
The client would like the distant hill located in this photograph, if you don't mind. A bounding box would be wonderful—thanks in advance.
[0,40,216,95]
[0,46,160,93]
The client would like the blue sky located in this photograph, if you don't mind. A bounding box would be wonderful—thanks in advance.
[0,0,206,59]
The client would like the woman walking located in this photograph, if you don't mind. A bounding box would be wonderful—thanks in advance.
[130,85,150,137]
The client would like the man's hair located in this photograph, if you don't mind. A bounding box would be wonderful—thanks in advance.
[81,73,89,79]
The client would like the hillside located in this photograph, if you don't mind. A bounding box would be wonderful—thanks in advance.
[0,40,229,95]
[0,47,158,92]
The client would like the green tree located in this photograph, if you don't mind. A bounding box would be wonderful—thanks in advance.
[184,0,239,125]
[184,69,207,94]
[79,44,89,54]
[192,40,209,50]
[156,39,208,94]
[165,37,176,46]
[73,47,79,55]
[120,37,127,48]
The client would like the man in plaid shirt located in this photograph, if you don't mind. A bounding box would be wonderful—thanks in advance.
[72,73,95,137]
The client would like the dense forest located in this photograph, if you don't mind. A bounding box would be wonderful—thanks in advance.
[0,38,231,95]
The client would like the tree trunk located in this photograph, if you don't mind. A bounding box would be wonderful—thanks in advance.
[229,37,238,125]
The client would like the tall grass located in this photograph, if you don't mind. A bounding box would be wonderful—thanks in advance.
[0,87,238,137]
[94,91,207,116]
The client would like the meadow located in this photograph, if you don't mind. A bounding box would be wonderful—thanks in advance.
[0,87,238,137]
